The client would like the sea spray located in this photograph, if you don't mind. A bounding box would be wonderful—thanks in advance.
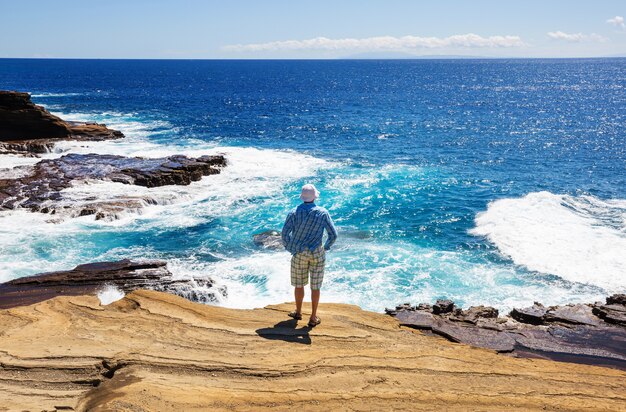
[97,284,125,305]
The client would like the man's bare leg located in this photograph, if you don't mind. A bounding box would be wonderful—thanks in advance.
[310,289,320,322]
[295,287,305,316]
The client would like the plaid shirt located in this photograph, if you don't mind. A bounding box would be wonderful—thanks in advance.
[281,202,338,255]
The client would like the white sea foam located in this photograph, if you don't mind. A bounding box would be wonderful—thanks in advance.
[0,108,335,281]
[31,92,83,98]
[0,144,332,278]
[471,191,626,292]
[97,284,125,305]
[53,145,332,223]
[1,107,333,221]
[1,109,615,312]
[162,237,606,313]
[0,155,41,170]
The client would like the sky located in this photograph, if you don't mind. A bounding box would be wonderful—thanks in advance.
[1,0,625,59]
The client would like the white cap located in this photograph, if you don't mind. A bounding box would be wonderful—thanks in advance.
[300,184,319,202]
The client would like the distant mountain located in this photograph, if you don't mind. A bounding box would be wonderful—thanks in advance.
[340,51,489,60]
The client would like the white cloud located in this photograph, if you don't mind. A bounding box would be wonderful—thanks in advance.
[222,34,526,52]
[606,16,625,29]
[547,31,607,42]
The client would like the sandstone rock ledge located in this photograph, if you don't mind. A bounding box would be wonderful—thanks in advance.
[0,291,624,411]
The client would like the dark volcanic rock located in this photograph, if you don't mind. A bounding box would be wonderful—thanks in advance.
[395,309,435,329]
[0,153,226,218]
[432,319,516,353]
[513,324,626,361]
[593,304,626,326]
[510,303,547,325]
[253,230,284,250]
[389,297,626,369]
[0,259,226,309]
[432,299,455,315]
[0,91,123,154]
[544,304,601,326]
[454,305,499,324]
[0,91,70,140]
[607,294,626,305]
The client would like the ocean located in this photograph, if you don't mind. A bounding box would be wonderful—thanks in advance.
[0,58,624,311]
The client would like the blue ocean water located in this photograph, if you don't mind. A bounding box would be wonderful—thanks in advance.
[1,58,625,311]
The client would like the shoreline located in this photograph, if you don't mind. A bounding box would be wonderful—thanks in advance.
[1,258,625,371]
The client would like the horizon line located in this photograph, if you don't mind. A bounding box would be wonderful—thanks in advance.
[1,56,625,61]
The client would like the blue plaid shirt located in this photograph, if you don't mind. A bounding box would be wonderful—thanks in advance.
[281,202,338,255]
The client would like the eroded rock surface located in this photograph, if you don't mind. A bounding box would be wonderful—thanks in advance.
[0,291,625,411]
[388,296,626,369]
[0,90,123,154]
[0,259,225,309]
[0,153,226,219]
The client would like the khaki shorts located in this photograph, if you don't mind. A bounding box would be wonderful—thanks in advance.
[290,246,325,290]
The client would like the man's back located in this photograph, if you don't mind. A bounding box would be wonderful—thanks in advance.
[282,202,337,255]
[283,184,336,328]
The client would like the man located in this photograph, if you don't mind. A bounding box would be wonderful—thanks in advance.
[281,184,337,327]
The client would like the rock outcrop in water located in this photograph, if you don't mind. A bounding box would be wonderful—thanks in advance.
[0,90,124,154]
[387,295,626,369]
[0,153,226,219]
[1,290,624,411]
[0,259,225,309]
[253,229,284,249]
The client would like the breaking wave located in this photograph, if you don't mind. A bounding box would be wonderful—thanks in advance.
[471,191,626,292]
[0,109,618,312]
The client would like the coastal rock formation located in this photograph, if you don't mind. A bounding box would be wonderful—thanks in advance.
[0,90,123,154]
[388,297,626,369]
[0,290,624,411]
[0,153,226,219]
[0,259,225,309]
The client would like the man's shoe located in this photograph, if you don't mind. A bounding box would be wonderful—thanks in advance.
[288,311,302,320]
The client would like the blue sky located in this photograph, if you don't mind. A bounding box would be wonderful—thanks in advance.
[1,0,625,58]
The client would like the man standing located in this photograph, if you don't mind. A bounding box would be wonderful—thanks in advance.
[281,184,337,327]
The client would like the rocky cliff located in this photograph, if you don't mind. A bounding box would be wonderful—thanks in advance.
[0,90,123,154]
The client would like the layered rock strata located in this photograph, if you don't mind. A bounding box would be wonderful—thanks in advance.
[0,290,624,411]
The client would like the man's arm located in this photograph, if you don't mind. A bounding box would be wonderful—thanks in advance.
[281,211,294,247]
[323,212,338,251]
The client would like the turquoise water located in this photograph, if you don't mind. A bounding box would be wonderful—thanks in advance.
[0,58,624,311]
